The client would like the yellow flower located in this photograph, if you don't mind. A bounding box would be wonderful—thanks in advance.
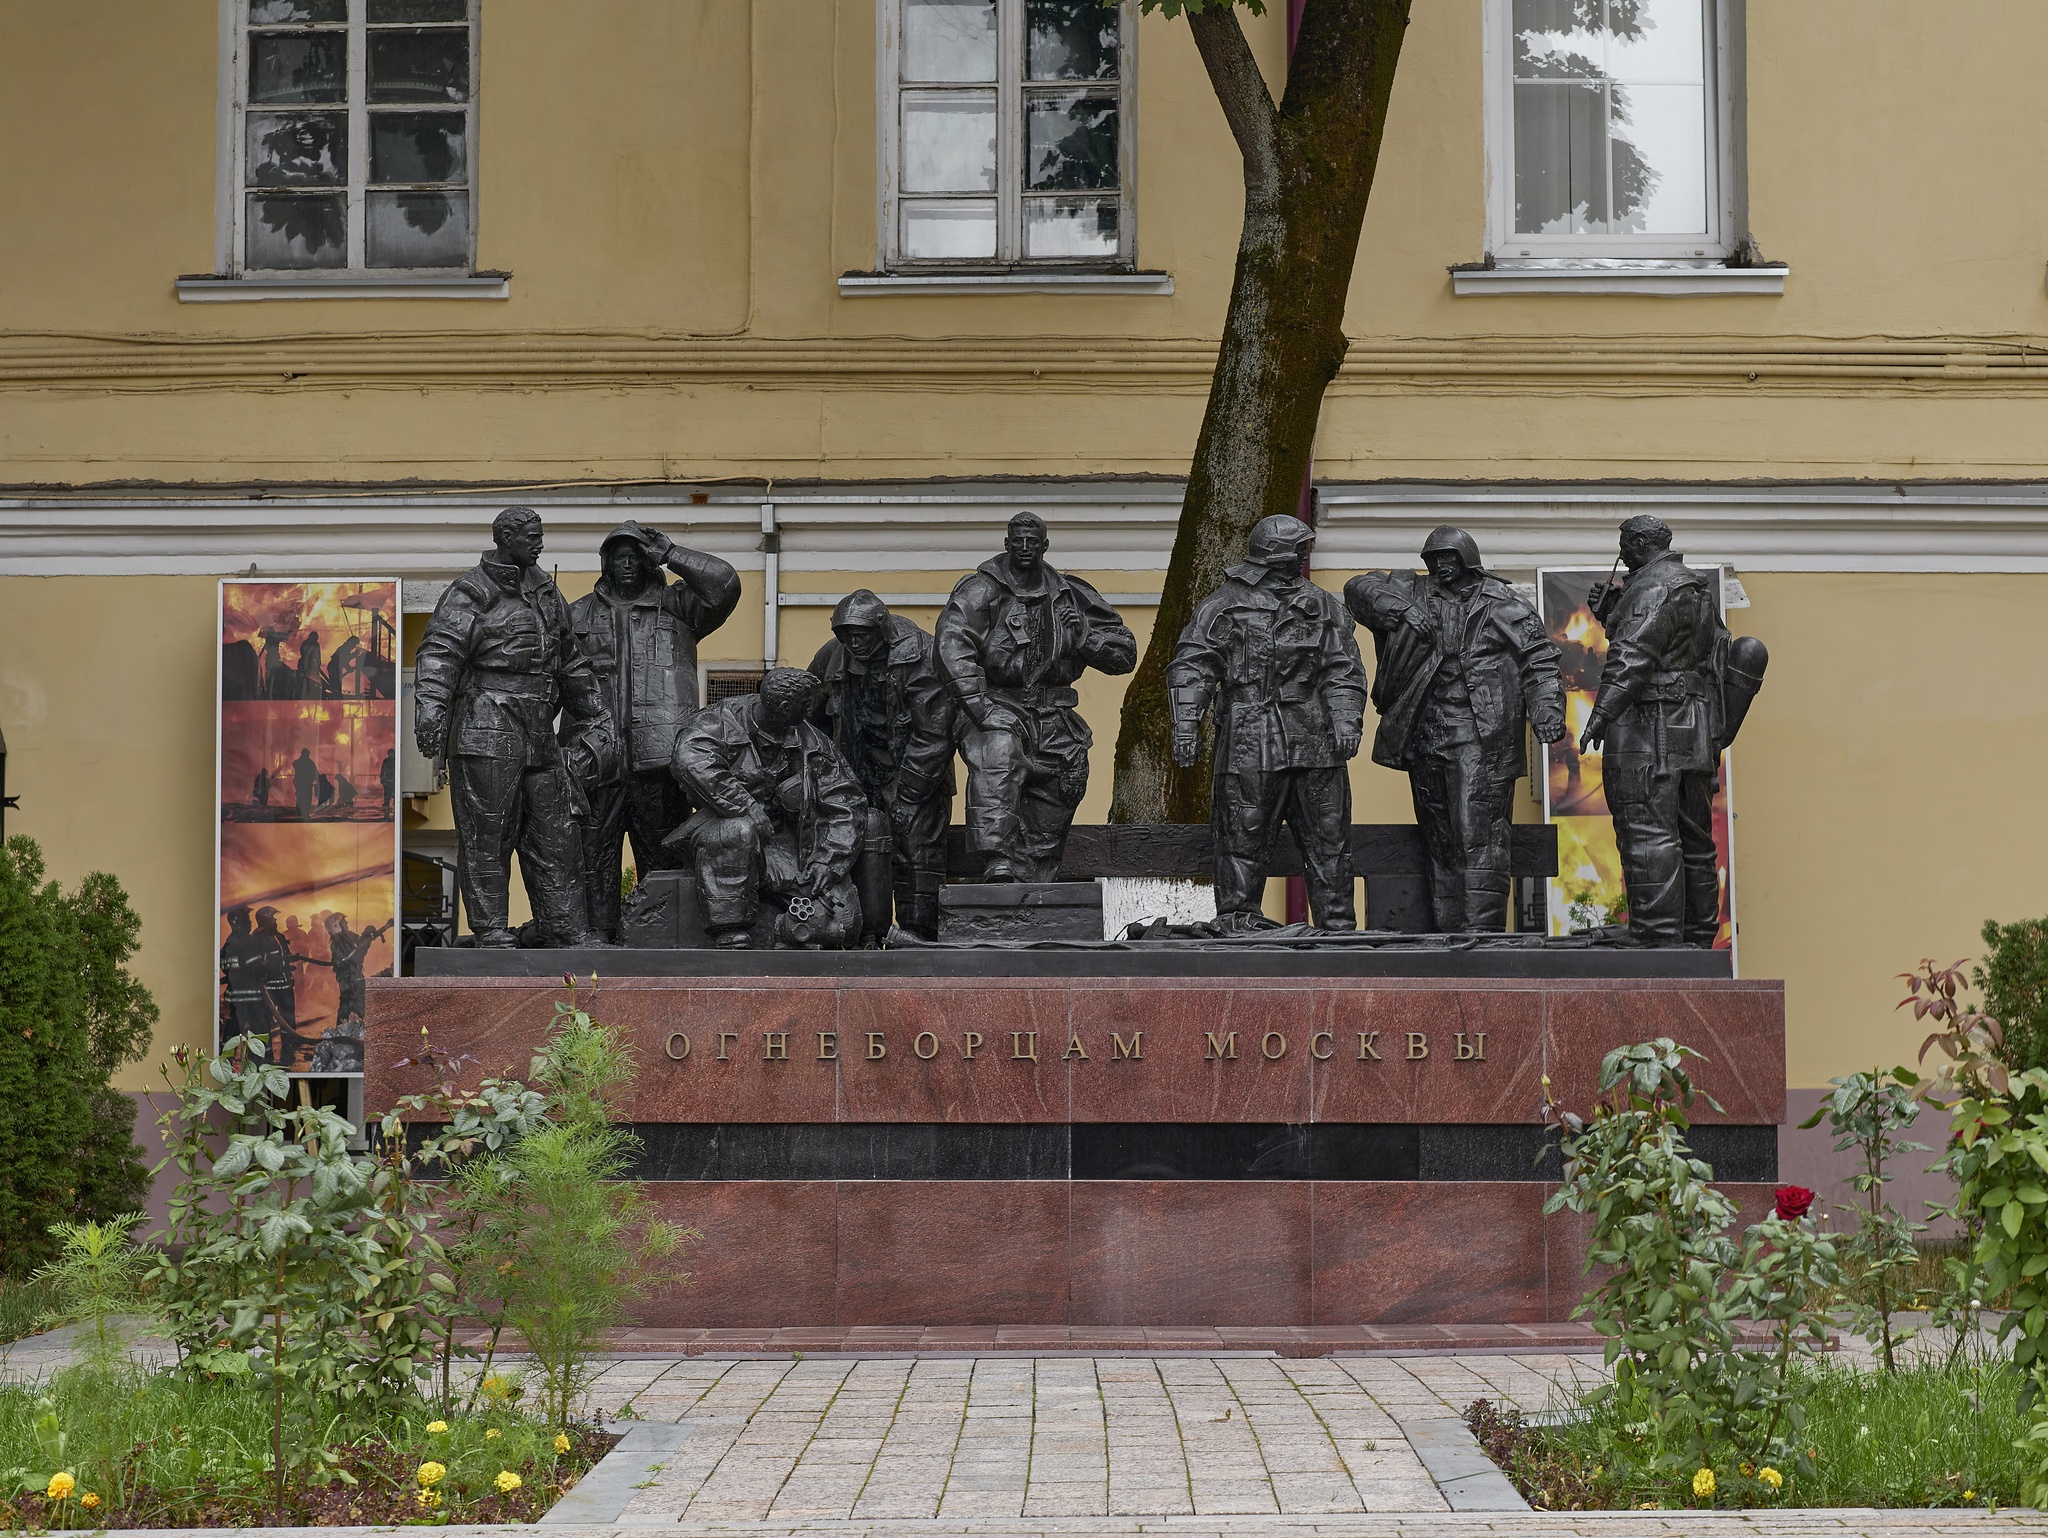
[417,1460,447,1488]
[1758,1467,1784,1490]
[416,1488,442,1509]
[80,1493,102,1510]
[1693,1468,1716,1498]
[553,1433,571,1454]
[485,1428,501,1440]
[426,1419,449,1434]
[46,1472,75,1500]
[494,1471,522,1493]
[1966,1491,1977,1502]
[480,1375,510,1401]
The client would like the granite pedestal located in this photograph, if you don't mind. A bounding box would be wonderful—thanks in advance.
[368,950,1782,1330]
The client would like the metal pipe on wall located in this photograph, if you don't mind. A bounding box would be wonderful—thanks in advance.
[760,500,779,667]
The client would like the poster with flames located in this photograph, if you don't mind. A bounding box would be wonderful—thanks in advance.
[1536,568,1736,962]
[216,580,400,1075]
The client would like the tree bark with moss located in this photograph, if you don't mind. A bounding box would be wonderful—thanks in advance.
[1109,0,1412,823]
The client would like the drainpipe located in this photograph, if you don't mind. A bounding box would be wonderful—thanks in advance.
[760,500,780,668]
[1285,0,1317,927]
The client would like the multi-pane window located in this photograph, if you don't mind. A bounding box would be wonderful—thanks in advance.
[1490,0,1732,258]
[238,0,476,273]
[883,0,1132,267]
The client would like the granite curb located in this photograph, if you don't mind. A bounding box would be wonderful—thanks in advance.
[539,1422,693,1525]
[1395,1414,1532,1512]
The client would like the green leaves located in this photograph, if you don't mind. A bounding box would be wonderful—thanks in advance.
[1136,0,1267,16]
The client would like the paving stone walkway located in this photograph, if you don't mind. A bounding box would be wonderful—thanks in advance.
[572,1353,1603,1521]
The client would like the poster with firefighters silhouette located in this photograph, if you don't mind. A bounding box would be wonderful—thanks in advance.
[1537,568,1736,960]
[216,580,400,1074]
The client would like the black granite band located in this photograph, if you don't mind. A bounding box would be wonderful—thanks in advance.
[616,1121,1777,1184]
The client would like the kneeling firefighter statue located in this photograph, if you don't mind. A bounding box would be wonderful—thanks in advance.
[1580,515,1768,947]
[666,667,868,949]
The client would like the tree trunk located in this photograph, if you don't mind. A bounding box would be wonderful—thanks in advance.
[1109,0,1411,824]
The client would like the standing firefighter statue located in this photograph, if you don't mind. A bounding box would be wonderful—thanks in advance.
[666,667,867,949]
[808,590,958,941]
[1580,515,1767,947]
[1345,527,1566,934]
[413,507,615,947]
[1168,514,1367,931]
[935,512,1136,882]
[568,519,741,939]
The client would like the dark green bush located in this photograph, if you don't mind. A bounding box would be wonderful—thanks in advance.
[0,837,157,1272]
[1978,916,2048,1073]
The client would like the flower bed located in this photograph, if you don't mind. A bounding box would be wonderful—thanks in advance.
[1466,1359,2030,1511]
[0,1373,616,1529]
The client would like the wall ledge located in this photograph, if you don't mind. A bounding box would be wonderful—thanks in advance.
[1451,262,1789,297]
[174,275,511,302]
[839,270,1173,297]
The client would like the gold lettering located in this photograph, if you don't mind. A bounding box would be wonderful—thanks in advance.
[665,1032,691,1061]
[1310,1031,1333,1061]
[1454,1031,1487,1062]
[914,1031,940,1060]
[1406,1032,1429,1060]
[867,1032,887,1060]
[763,1032,788,1061]
[718,1031,739,1061]
[1357,1031,1382,1061]
[1261,1031,1287,1060]
[1205,1032,1238,1060]
[1064,1033,1090,1061]
[1011,1031,1037,1061]
[963,1031,982,1059]
[817,1031,837,1060]
[1110,1031,1143,1060]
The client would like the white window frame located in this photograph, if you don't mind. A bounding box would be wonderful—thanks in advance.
[221,0,480,279]
[875,0,1137,272]
[1481,0,1738,263]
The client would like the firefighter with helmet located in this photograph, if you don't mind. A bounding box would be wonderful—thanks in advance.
[1345,526,1566,933]
[1168,514,1368,930]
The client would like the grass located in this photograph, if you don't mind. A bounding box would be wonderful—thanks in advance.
[1469,1357,2032,1511]
[0,1364,613,1528]
[0,1278,61,1345]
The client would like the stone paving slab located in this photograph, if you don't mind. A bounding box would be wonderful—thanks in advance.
[90,1516,2048,1537]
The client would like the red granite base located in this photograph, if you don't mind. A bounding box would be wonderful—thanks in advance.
[636,1178,1779,1329]
[365,972,1784,1328]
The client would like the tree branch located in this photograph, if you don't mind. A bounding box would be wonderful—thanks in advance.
[1187,6,1280,201]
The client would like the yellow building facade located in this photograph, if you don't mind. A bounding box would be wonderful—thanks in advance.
[2,0,2046,1159]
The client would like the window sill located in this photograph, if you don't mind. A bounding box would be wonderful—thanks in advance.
[1450,261,1788,296]
[174,274,510,302]
[838,270,1173,297]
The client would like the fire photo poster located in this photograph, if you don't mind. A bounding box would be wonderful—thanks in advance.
[1536,568,1738,964]
[215,580,401,1075]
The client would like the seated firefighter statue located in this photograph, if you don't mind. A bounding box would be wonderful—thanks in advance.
[1168,514,1368,931]
[666,667,867,949]
[567,519,741,940]
[935,511,1136,883]
[1344,526,1565,934]
[413,507,615,947]
[1580,514,1767,947]
[807,590,958,941]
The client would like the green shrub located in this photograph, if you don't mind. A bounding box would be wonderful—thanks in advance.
[0,837,157,1272]
[463,992,691,1430]
[1802,1069,1926,1370]
[1977,917,2048,1074]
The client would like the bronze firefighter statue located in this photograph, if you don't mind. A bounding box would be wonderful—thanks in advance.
[1168,514,1368,931]
[1345,526,1566,934]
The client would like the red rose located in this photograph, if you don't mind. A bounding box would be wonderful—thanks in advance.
[1775,1185,1815,1221]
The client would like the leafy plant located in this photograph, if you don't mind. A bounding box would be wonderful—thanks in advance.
[1977,917,2048,1075]
[1544,1040,1739,1468]
[0,838,156,1273]
[464,990,691,1429]
[1801,1069,1926,1371]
